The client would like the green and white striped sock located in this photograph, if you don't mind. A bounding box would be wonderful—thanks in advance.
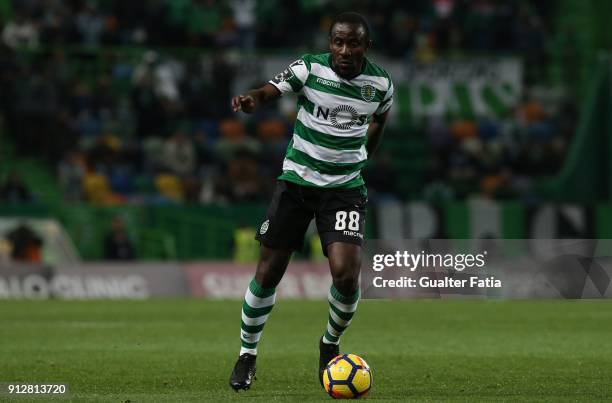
[322,284,360,345]
[239,277,276,356]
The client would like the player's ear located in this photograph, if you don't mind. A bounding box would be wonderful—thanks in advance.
[365,39,372,51]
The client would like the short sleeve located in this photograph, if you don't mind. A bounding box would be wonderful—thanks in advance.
[375,79,394,115]
[268,57,310,95]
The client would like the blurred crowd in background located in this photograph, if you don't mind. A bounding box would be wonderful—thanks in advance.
[0,0,553,60]
[0,0,578,205]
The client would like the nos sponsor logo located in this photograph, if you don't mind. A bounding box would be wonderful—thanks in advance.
[316,105,368,130]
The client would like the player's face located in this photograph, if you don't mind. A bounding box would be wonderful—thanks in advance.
[329,23,370,79]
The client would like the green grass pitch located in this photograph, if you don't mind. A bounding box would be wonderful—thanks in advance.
[1,299,611,402]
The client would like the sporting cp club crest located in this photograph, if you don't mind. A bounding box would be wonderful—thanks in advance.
[360,82,376,102]
[259,220,270,235]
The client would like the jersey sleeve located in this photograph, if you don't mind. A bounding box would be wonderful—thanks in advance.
[268,57,310,95]
[375,78,394,115]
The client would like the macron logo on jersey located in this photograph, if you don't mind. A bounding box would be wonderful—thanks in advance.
[316,77,341,89]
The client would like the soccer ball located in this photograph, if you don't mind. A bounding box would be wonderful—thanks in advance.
[322,354,372,399]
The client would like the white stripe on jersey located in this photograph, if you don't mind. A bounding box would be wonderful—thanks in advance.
[375,81,394,114]
[282,159,362,186]
[292,135,367,164]
[290,60,309,84]
[382,81,394,101]
[269,79,292,94]
[310,63,390,92]
[297,107,367,138]
[376,99,393,114]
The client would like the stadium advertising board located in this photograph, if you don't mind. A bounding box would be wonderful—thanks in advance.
[53,264,188,299]
[0,264,53,299]
[0,263,186,299]
[184,262,331,299]
[396,58,522,118]
[0,263,332,299]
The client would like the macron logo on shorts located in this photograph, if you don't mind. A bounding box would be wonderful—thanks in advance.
[343,230,363,239]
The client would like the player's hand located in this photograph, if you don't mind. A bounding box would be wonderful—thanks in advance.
[231,94,256,113]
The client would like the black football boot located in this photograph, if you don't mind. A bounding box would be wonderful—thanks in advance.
[229,353,257,391]
[319,337,340,386]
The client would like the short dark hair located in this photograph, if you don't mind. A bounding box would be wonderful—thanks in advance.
[329,12,370,41]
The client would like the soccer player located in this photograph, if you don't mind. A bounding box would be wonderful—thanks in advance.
[229,11,393,391]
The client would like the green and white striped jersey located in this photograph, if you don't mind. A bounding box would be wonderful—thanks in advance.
[269,53,394,188]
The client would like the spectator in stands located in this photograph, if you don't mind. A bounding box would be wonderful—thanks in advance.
[224,149,266,202]
[103,216,135,260]
[58,150,86,201]
[0,0,558,59]
[230,0,256,50]
[132,51,184,104]
[0,171,33,203]
[75,1,105,47]
[215,119,261,161]
[130,51,168,138]
[5,222,43,262]
[39,1,73,45]
[1,11,39,49]
[162,128,197,176]
[210,54,235,119]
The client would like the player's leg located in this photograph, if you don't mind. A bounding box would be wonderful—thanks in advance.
[238,245,292,357]
[230,245,292,391]
[325,242,362,342]
[315,186,367,383]
[230,181,313,391]
[318,242,362,384]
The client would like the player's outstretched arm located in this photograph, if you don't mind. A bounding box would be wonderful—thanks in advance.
[231,83,281,114]
[366,110,390,158]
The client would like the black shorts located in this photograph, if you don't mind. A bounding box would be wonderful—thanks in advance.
[255,180,368,256]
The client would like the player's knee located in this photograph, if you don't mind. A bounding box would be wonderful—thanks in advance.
[255,261,283,288]
[333,274,359,296]
[255,246,291,288]
[331,264,359,296]
[329,250,360,295]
